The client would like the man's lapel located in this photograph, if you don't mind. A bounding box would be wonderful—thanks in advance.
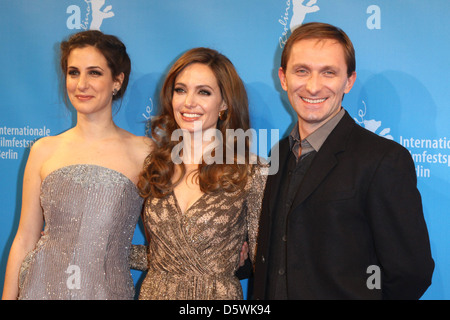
[290,111,355,209]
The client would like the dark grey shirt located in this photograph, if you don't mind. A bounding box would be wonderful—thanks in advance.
[289,108,345,160]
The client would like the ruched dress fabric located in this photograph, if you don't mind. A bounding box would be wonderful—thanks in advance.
[18,164,143,300]
[138,164,268,300]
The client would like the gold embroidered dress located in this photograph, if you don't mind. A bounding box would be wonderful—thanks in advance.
[138,164,267,300]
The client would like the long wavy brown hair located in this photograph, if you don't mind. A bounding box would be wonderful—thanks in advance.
[138,47,253,198]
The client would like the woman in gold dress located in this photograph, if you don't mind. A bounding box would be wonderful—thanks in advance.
[136,47,267,300]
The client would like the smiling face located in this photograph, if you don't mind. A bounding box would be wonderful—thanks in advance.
[172,63,227,133]
[66,45,123,117]
[279,38,356,138]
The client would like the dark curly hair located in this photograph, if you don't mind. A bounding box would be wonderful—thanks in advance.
[60,30,131,101]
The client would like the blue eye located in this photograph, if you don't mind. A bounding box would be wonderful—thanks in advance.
[323,70,336,77]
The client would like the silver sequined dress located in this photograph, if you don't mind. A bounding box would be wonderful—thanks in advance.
[138,164,267,300]
[18,164,143,300]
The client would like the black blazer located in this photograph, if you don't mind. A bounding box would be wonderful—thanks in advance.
[253,111,434,299]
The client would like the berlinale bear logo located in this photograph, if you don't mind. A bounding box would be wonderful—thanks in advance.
[355,101,394,140]
[66,0,114,31]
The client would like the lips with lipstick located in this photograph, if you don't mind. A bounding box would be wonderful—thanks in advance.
[180,112,203,121]
[75,94,94,101]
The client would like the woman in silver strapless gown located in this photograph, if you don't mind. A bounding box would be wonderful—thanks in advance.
[2,31,152,300]
[17,165,143,299]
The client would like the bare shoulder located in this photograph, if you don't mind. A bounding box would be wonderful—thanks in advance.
[28,134,61,163]
[121,130,154,150]
[23,133,69,184]
[135,135,155,150]
[132,135,154,162]
[119,129,155,163]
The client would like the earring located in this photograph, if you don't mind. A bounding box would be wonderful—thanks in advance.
[219,110,227,121]
[112,89,118,96]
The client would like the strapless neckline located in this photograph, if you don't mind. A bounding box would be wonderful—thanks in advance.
[41,164,137,191]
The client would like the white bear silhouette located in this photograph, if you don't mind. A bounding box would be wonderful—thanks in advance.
[88,0,114,30]
[290,0,320,31]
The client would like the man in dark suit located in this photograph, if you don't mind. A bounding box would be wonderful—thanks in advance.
[252,22,434,299]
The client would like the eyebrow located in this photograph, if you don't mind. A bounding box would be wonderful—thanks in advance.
[174,82,216,91]
[67,65,105,71]
[291,63,341,72]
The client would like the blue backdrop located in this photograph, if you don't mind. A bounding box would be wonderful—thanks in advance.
[1,0,448,300]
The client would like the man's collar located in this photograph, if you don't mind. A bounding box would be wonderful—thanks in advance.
[289,108,345,152]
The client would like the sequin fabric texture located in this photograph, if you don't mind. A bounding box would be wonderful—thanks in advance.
[18,164,143,300]
[138,164,268,300]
